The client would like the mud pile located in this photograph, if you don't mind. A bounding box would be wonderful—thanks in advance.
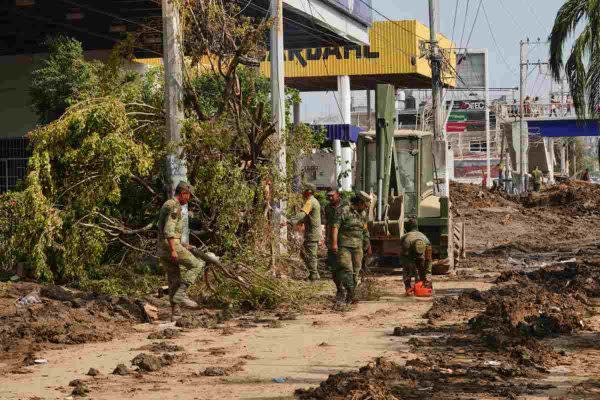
[0,282,153,371]
[295,356,555,400]
[522,180,600,214]
[427,262,594,367]
[497,260,600,298]
[450,182,516,214]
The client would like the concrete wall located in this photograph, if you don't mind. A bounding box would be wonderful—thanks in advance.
[0,55,39,138]
[0,51,149,139]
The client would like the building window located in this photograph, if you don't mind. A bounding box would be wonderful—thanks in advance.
[469,140,487,153]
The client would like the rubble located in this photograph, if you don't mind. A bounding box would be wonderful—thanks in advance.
[147,328,181,340]
[0,282,156,371]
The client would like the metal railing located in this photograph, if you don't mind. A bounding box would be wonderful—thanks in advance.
[0,137,30,194]
[496,103,576,120]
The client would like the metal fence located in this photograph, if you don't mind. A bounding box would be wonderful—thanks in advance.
[0,137,30,193]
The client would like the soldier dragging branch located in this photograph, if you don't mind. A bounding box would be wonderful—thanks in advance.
[157,182,206,319]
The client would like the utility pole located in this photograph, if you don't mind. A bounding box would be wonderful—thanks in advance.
[270,0,287,250]
[484,49,491,188]
[519,39,549,191]
[428,0,448,196]
[519,39,527,193]
[162,0,189,243]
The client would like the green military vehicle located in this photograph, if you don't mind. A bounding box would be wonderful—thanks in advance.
[356,84,465,274]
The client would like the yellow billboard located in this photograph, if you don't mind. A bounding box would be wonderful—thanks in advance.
[135,20,456,90]
[260,20,456,87]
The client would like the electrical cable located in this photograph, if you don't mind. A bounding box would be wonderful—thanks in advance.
[458,0,470,50]
[498,0,527,37]
[463,0,482,51]
[481,1,517,75]
[450,0,460,45]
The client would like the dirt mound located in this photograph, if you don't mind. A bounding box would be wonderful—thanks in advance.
[427,264,593,367]
[523,261,600,298]
[522,181,600,214]
[295,357,555,400]
[0,282,153,372]
[424,289,487,322]
[450,182,517,214]
[469,282,586,339]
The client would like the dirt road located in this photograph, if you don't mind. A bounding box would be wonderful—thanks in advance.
[2,182,600,399]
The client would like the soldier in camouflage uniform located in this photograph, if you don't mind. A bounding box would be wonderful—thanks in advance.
[157,181,205,316]
[332,191,371,304]
[399,218,433,297]
[288,183,322,281]
[324,188,344,300]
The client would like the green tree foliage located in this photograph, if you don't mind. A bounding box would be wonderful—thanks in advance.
[29,36,100,124]
[2,2,321,302]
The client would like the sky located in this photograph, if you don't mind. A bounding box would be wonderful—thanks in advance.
[300,0,569,123]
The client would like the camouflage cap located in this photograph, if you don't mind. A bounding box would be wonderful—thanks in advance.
[357,191,371,204]
[175,181,194,195]
[351,191,371,205]
[326,187,338,196]
[302,183,316,193]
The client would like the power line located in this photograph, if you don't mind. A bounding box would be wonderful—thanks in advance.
[458,0,470,49]
[463,0,482,50]
[498,0,527,37]
[450,0,460,44]
[481,1,517,75]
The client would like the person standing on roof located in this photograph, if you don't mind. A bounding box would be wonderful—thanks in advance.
[288,183,322,281]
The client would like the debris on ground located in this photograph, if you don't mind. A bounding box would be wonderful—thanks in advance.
[175,314,212,329]
[136,342,184,353]
[198,361,245,377]
[112,363,130,376]
[70,381,89,397]
[295,357,555,400]
[0,282,154,371]
[147,328,181,340]
[131,353,178,372]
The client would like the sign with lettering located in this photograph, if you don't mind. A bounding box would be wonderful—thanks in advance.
[260,20,456,82]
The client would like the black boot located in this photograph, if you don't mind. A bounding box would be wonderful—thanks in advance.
[345,286,357,304]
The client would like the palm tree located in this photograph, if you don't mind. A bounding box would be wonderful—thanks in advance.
[549,0,600,168]
[549,0,600,119]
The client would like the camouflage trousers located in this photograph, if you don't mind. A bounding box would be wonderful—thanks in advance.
[302,241,319,278]
[402,260,432,289]
[533,182,541,192]
[158,244,205,304]
[327,248,342,291]
[335,246,363,290]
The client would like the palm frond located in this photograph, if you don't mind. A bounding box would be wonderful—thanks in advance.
[564,27,590,120]
[549,0,587,80]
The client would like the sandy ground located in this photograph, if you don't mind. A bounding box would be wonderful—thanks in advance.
[0,278,495,400]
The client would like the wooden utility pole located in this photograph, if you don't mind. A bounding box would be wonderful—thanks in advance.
[519,39,527,192]
[162,0,189,243]
[270,0,287,250]
[428,0,449,196]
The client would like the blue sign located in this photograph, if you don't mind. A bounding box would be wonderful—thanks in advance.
[528,119,600,137]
